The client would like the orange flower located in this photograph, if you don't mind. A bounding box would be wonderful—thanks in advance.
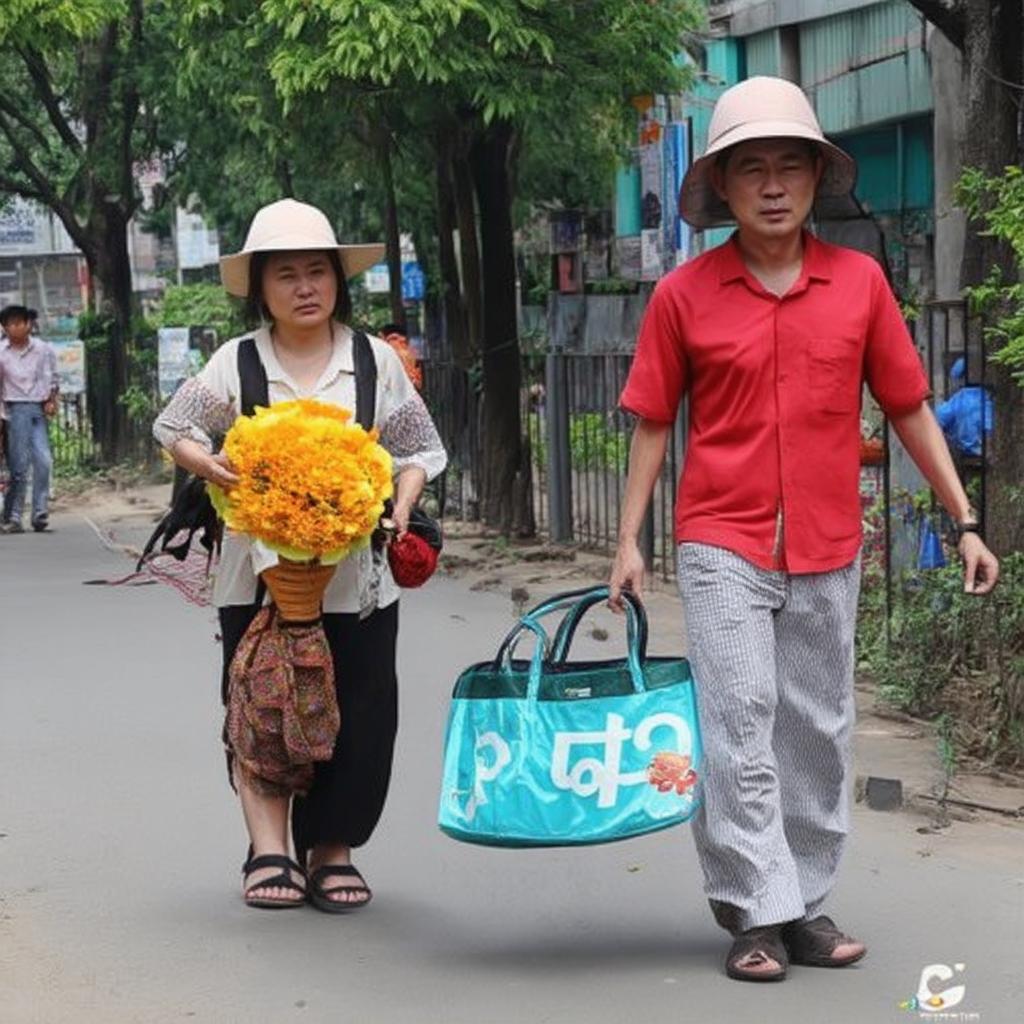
[647,752,698,796]
[209,399,393,563]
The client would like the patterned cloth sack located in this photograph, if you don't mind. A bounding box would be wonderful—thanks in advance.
[438,585,703,848]
[225,607,340,796]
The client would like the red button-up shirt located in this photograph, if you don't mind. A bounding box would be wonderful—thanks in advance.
[620,232,929,574]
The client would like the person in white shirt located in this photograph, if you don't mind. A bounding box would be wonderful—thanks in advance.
[154,200,446,912]
[0,304,58,532]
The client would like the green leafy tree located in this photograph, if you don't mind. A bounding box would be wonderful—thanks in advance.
[908,1,1023,555]
[153,282,246,342]
[235,0,701,533]
[0,1,175,458]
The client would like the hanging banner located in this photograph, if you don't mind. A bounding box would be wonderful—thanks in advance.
[638,99,666,282]
[158,327,191,400]
[50,340,86,394]
[663,121,692,266]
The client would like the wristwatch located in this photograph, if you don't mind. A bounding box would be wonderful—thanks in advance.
[949,517,983,545]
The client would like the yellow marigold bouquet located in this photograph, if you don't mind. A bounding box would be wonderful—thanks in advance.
[209,398,393,565]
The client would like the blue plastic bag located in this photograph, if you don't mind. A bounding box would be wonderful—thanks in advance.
[438,586,703,848]
[917,518,947,570]
[936,387,994,456]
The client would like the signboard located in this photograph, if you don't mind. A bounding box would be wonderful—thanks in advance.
[0,201,37,247]
[175,208,220,270]
[50,340,86,394]
[365,261,427,302]
[639,127,664,282]
[401,262,426,302]
[663,121,692,265]
[364,263,391,294]
[158,327,191,400]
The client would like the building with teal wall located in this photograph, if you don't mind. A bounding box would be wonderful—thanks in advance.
[614,1,943,296]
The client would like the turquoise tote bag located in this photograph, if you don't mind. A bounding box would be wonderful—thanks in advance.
[438,586,703,847]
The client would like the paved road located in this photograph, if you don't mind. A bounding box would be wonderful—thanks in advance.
[1,514,1021,1024]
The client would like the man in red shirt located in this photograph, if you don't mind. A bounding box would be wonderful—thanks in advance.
[610,77,999,982]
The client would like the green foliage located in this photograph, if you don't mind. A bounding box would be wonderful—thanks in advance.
[349,288,393,333]
[0,0,121,41]
[955,165,1024,385]
[529,412,628,473]
[48,416,100,477]
[858,553,1024,769]
[180,0,701,222]
[118,383,157,422]
[570,413,628,472]
[77,310,115,342]
[153,284,245,342]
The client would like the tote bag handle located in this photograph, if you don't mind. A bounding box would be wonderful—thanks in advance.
[549,586,649,665]
[492,586,647,700]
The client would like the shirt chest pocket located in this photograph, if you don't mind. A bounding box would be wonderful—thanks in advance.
[808,336,863,413]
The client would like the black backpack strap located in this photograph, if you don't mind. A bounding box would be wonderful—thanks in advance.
[353,330,377,429]
[236,337,269,607]
[237,337,269,415]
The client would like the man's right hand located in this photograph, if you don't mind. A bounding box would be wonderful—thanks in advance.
[609,538,646,613]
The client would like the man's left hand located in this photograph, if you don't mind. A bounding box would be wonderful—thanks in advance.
[43,398,58,419]
[959,533,999,595]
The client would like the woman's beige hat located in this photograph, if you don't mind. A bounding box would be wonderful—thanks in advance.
[679,76,857,229]
[219,198,385,296]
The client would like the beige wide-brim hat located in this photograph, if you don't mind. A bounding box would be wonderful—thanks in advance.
[219,198,385,297]
[679,76,857,229]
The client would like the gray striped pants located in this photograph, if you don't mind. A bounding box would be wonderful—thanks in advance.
[677,542,861,933]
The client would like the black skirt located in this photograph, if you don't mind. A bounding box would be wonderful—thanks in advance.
[219,601,399,856]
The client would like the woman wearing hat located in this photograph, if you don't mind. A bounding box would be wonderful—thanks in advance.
[154,199,446,912]
[609,77,998,981]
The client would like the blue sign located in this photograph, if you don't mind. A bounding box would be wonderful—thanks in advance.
[401,261,426,302]
[663,121,691,264]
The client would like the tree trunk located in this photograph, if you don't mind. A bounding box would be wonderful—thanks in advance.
[453,126,484,361]
[472,119,534,536]
[958,0,1024,554]
[434,130,470,365]
[89,202,133,461]
[377,130,405,326]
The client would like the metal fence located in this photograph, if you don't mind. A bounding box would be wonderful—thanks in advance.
[421,351,682,581]
[48,393,101,475]
[423,298,986,597]
[47,396,158,476]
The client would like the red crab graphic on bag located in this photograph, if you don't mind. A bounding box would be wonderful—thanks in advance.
[647,752,698,796]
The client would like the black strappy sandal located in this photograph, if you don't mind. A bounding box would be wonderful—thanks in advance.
[725,925,789,982]
[308,864,373,914]
[782,915,867,967]
[241,850,307,910]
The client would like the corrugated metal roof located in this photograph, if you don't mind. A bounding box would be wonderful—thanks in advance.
[800,0,926,88]
[715,0,888,37]
[801,1,931,131]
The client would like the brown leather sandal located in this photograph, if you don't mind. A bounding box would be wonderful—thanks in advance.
[725,925,789,982]
[782,915,867,967]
